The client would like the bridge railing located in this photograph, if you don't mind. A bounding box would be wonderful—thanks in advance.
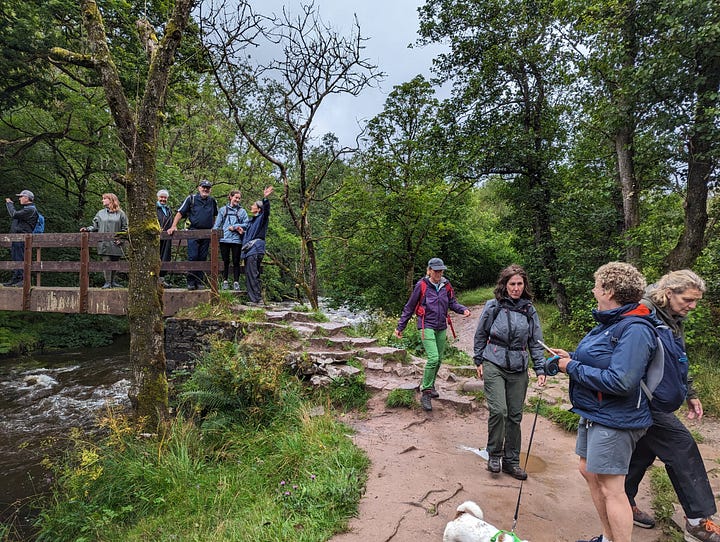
[0,230,220,309]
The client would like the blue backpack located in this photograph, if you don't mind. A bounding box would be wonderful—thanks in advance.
[32,208,45,233]
[610,316,688,412]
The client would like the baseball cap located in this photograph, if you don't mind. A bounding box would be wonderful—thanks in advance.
[428,258,447,270]
[199,180,212,188]
[16,189,34,200]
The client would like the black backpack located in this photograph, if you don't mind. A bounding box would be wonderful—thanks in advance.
[610,316,689,412]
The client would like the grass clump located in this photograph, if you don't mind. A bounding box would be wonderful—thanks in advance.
[526,397,580,433]
[649,465,683,539]
[386,389,416,409]
[34,340,370,542]
[318,373,371,412]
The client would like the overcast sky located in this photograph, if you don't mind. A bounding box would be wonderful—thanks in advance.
[255,0,447,147]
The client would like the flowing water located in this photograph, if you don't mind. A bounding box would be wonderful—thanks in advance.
[0,338,131,535]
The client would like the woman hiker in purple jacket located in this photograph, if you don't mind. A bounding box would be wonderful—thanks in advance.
[394,258,471,412]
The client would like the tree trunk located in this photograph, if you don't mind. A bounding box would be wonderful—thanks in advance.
[125,165,167,420]
[68,0,195,427]
[663,50,719,270]
[615,127,641,265]
[614,2,641,266]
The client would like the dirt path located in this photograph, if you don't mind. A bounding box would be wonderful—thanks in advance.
[331,306,720,542]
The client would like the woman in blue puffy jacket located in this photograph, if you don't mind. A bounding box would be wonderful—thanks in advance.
[552,262,656,542]
[214,190,249,290]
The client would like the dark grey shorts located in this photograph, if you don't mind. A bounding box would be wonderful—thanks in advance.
[575,417,647,475]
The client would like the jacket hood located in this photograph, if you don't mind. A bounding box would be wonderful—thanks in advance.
[591,302,650,325]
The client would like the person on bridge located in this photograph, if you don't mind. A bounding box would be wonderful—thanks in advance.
[623,270,720,542]
[156,189,173,288]
[4,189,39,287]
[167,180,218,291]
[80,193,128,289]
[214,190,249,291]
[394,258,471,412]
[473,264,546,480]
[241,185,273,304]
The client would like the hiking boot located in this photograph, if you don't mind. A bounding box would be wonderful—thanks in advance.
[187,283,197,291]
[487,456,501,473]
[429,386,440,398]
[420,390,432,411]
[222,280,229,290]
[233,281,240,291]
[685,518,720,542]
[576,536,602,542]
[101,282,112,289]
[632,506,656,529]
[502,464,528,480]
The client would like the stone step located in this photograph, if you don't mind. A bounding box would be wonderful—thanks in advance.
[290,321,349,338]
[265,310,326,323]
[364,373,478,414]
[307,336,378,349]
[356,345,406,363]
[304,349,355,363]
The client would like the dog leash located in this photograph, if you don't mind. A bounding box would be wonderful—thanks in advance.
[510,387,543,533]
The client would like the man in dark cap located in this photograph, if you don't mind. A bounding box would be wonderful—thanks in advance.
[168,180,218,290]
[4,190,39,286]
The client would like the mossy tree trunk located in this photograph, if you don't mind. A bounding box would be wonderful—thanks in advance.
[50,0,196,426]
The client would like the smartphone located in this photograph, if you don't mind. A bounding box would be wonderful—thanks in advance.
[537,340,557,355]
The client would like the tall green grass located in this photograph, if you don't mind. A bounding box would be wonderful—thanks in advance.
[34,341,370,542]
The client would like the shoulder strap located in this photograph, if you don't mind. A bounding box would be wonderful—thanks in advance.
[415,279,428,315]
[610,317,665,404]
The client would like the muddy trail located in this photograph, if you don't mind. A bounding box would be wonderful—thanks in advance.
[329,305,720,542]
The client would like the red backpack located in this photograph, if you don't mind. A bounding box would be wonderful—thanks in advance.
[415,279,457,339]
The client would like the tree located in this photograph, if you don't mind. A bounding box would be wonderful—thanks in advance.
[49,0,197,425]
[418,0,573,318]
[362,76,474,292]
[559,0,720,270]
[203,2,382,308]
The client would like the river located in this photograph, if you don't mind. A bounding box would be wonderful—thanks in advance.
[0,338,131,536]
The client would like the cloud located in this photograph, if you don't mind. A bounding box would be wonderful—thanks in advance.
[255,0,447,147]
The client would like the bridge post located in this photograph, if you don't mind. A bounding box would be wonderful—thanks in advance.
[210,229,219,295]
[22,234,32,310]
[79,232,90,313]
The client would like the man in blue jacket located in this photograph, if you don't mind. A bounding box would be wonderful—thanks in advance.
[4,189,39,287]
[241,186,274,303]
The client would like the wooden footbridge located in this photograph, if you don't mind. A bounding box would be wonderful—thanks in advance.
[0,231,225,316]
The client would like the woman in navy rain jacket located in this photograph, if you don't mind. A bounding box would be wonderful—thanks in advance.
[552,262,656,542]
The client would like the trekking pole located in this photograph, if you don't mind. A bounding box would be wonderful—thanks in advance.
[511,387,543,533]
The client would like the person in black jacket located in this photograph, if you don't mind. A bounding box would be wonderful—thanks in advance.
[4,189,39,287]
[156,189,173,287]
[624,270,719,542]
[473,264,546,479]
[241,186,273,304]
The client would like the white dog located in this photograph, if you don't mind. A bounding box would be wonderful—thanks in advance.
[443,501,529,542]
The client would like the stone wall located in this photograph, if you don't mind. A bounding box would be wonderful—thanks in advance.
[164,318,245,371]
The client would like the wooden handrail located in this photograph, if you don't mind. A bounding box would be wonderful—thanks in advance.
[0,230,223,299]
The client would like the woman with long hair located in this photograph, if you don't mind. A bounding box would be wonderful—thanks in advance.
[80,193,128,288]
